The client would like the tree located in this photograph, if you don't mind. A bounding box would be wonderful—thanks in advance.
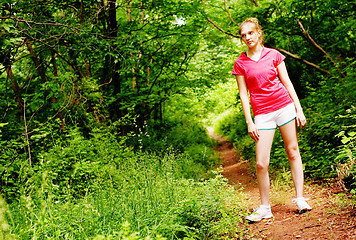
[201,0,355,94]
[0,0,208,138]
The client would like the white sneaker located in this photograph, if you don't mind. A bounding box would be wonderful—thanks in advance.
[293,197,312,213]
[246,205,273,222]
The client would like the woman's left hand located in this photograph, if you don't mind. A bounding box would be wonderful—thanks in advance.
[296,110,307,128]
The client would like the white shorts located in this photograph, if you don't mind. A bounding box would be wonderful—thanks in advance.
[254,103,296,130]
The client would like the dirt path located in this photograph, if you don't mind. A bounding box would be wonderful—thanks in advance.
[207,127,356,240]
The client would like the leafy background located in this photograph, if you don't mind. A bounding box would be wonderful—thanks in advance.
[0,0,355,239]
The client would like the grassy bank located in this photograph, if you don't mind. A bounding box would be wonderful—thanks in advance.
[1,125,249,239]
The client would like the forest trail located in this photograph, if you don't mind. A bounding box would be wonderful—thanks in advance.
[207,127,356,240]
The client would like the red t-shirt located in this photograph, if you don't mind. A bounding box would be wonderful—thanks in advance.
[232,47,293,116]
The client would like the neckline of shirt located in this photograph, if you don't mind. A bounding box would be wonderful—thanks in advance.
[243,47,266,63]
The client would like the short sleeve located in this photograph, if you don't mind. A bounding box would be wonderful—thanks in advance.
[273,50,286,67]
[232,59,244,75]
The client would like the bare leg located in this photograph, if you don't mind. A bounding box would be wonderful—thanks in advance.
[279,119,304,198]
[255,129,276,206]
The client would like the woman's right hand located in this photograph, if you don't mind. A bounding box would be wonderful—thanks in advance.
[248,123,260,142]
[236,75,259,141]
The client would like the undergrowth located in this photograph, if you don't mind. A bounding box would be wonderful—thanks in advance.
[1,126,249,239]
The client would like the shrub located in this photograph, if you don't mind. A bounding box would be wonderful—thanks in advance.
[9,132,249,239]
[134,116,219,176]
[298,68,356,180]
[334,106,356,194]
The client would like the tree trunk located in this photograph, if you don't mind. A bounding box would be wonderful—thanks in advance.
[107,0,125,128]
[25,38,65,129]
[6,65,24,113]
[25,38,48,83]
[50,50,65,130]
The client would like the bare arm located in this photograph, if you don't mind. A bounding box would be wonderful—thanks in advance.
[236,75,260,141]
[277,61,307,128]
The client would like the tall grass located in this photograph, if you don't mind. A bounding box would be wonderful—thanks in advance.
[6,128,248,239]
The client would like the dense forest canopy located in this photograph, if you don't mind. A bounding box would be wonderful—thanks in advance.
[1,0,354,128]
[0,0,355,239]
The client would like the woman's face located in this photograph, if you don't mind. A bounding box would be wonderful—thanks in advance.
[240,23,261,48]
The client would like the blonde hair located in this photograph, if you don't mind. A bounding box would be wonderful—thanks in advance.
[238,18,265,45]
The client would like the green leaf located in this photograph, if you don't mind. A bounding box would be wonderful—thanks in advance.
[341,137,350,144]
[349,132,356,137]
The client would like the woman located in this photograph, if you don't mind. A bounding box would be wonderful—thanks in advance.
[232,18,311,222]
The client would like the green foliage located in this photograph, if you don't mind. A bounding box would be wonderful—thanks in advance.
[213,108,255,162]
[1,0,356,238]
[298,63,356,179]
[9,129,248,239]
[135,81,242,175]
[0,194,17,239]
[1,0,211,139]
[93,221,167,240]
[334,106,356,194]
[128,117,218,177]
[0,124,29,202]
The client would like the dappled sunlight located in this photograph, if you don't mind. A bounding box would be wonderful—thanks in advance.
[0,0,354,238]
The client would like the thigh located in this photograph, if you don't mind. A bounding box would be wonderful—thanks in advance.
[256,129,276,162]
[279,119,298,148]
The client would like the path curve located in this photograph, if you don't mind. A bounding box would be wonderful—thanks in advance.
[207,127,356,240]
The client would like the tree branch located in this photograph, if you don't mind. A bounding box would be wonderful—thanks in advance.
[23,98,32,166]
[297,19,345,77]
[205,16,239,38]
[223,0,237,25]
[270,46,331,75]
[250,0,259,7]
[203,10,333,75]
[0,17,80,29]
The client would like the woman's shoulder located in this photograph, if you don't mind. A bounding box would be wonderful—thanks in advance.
[235,52,248,62]
[263,47,280,54]
[263,47,285,59]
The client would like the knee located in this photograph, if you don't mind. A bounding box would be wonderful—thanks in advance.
[285,145,300,161]
[256,160,269,172]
